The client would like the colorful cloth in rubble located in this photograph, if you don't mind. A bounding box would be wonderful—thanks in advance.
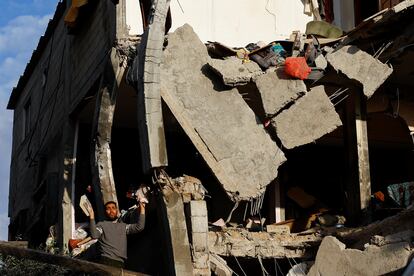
[387,182,414,207]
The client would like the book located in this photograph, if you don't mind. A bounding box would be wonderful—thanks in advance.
[80,195,92,216]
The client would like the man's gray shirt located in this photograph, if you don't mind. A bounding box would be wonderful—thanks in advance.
[90,214,145,262]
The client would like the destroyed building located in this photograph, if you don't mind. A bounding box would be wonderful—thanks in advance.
[5,0,414,275]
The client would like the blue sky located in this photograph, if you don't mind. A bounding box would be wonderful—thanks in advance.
[0,0,57,240]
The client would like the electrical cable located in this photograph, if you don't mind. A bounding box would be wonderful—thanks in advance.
[176,0,184,13]
[274,258,283,276]
[233,256,247,276]
[265,0,277,31]
[258,256,270,276]
[393,87,400,118]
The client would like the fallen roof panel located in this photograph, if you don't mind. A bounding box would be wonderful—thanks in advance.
[160,24,285,201]
[326,45,393,98]
[272,85,342,149]
[254,68,307,117]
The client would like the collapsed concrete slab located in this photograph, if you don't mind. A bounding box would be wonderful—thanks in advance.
[326,45,393,98]
[208,228,321,259]
[308,236,413,276]
[160,24,286,201]
[208,56,263,87]
[272,86,342,149]
[254,69,307,116]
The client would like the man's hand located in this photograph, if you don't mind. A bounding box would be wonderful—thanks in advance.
[87,205,95,220]
[138,202,146,215]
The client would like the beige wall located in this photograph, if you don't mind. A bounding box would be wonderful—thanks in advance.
[126,0,314,46]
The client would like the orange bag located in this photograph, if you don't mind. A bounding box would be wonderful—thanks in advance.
[284,57,311,80]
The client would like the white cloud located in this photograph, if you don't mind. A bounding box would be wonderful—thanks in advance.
[0,15,51,55]
[0,13,51,240]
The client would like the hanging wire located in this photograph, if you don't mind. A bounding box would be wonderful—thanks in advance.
[329,87,349,101]
[291,257,306,275]
[250,192,265,216]
[226,200,240,223]
[214,254,240,276]
[334,94,349,107]
[393,87,400,118]
[274,258,283,276]
[234,256,248,276]
[265,0,277,31]
[176,0,184,13]
[258,256,270,276]
[287,257,294,270]
[243,201,249,222]
[374,41,393,59]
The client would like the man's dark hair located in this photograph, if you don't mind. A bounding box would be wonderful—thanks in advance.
[104,201,117,208]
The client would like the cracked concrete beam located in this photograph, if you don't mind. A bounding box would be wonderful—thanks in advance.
[272,86,342,149]
[160,24,285,201]
[208,229,321,259]
[254,68,307,116]
[326,45,393,98]
[208,56,263,87]
[128,0,170,173]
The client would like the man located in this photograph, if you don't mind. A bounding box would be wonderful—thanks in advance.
[87,198,146,268]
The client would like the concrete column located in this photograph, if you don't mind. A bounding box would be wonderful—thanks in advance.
[189,200,210,276]
[90,48,126,220]
[58,119,77,253]
[162,191,194,276]
[135,0,170,173]
[344,91,372,225]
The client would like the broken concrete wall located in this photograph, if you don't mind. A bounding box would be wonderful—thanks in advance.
[272,86,342,149]
[326,45,393,98]
[160,24,285,201]
[308,235,413,276]
[207,56,263,87]
[254,69,307,117]
[208,228,321,258]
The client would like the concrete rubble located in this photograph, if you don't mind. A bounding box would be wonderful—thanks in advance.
[208,228,321,258]
[254,68,307,116]
[326,45,393,98]
[308,235,414,276]
[207,56,263,87]
[160,24,286,201]
[272,86,342,149]
[137,2,413,273]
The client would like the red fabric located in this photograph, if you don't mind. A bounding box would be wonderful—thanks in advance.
[284,57,311,80]
[69,239,82,251]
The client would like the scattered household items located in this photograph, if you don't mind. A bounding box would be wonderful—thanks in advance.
[387,182,414,207]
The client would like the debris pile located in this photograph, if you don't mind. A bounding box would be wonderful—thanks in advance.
[159,22,393,203]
